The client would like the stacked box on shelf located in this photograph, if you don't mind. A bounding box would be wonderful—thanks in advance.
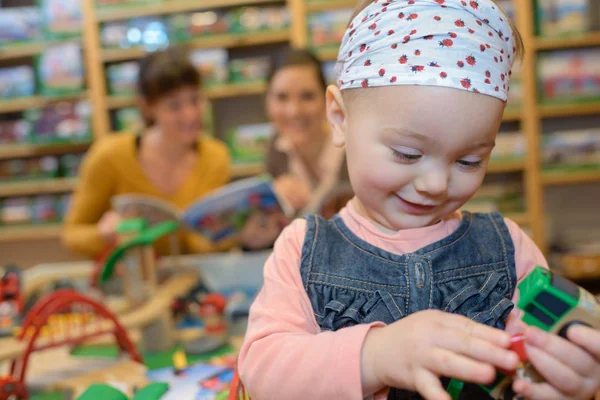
[39,0,83,39]
[228,56,270,84]
[0,156,60,181]
[58,153,85,177]
[0,7,42,45]
[107,61,139,95]
[0,195,63,225]
[307,8,353,50]
[490,131,526,163]
[226,123,273,164]
[542,128,600,172]
[189,49,229,86]
[101,17,170,51]
[534,0,592,37]
[114,107,145,132]
[228,6,289,34]
[538,48,600,103]
[0,67,36,99]
[167,10,231,41]
[36,41,85,96]
[24,101,92,144]
[0,120,30,145]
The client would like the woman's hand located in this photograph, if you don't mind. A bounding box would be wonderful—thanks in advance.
[239,212,288,250]
[273,175,311,213]
[512,325,600,399]
[97,210,122,243]
[361,310,519,399]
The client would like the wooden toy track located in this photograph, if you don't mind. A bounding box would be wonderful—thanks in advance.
[0,289,140,400]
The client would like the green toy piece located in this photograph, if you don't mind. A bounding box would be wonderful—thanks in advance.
[100,220,179,283]
[447,266,600,399]
[116,218,148,234]
[131,382,169,400]
[77,383,129,400]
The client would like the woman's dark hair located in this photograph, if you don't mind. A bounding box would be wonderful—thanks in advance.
[137,47,201,104]
[267,49,327,92]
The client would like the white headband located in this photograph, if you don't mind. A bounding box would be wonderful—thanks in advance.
[336,0,516,101]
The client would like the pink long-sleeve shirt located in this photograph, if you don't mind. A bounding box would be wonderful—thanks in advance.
[239,201,547,399]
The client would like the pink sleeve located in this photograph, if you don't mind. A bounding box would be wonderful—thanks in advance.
[238,219,383,400]
[504,217,549,332]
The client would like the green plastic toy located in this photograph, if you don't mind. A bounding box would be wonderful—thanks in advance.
[131,382,169,400]
[447,266,600,399]
[77,382,169,400]
[100,219,179,283]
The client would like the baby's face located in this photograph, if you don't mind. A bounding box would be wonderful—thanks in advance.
[341,85,504,231]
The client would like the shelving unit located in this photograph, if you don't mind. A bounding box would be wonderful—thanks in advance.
[0,224,63,243]
[0,143,90,161]
[0,178,78,198]
[542,170,600,186]
[0,93,88,114]
[0,40,84,61]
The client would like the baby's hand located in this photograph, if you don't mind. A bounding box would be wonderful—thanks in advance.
[361,310,520,400]
[512,325,600,399]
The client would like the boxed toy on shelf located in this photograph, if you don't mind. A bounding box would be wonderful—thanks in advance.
[167,10,231,41]
[115,106,145,132]
[36,41,85,96]
[307,8,354,49]
[0,197,31,225]
[188,49,229,86]
[534,0,591,37]
[542,128,600,171]
[225,123,273,164]
[59,153,85,177]
[39,0,83,39]
[107,61,139,95]
[228,56,270,84]
[0,66,36,99]
[128,17,170,52]
[0,193,69,226]
[0,120,30,145]
[0,156,59,181]
[0,7,42,44]
[228,6,289,34]
[100,21,129,48]
[24,100,92,144]
[490,131,526,162]
[538,48,600,103]
[462,182,524,214]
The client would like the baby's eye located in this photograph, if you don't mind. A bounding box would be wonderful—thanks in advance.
[456,159,482,169]
[390,148,422,162]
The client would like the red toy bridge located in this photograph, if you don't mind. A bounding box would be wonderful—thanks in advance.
[1,289,141,400]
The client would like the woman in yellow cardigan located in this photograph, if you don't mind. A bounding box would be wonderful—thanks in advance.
[62,48,231,258]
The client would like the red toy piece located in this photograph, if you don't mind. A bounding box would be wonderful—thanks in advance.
[497,334,528,376]
[198,293,227,335]
[0,376,27,400]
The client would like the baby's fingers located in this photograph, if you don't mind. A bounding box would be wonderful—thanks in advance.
[414,370,450,400]
[568,324,600,362]
[524,344,583,397]
[433,328,518,372]
[512,379,563,400]
[427,348,496,385]
[441,312,512,348]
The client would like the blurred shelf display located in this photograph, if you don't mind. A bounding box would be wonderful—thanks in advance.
[487,160,526,174]
[0,224,62,243]
[539,101,600,119]
[535,32,600,51]
[0,143,90,161]
[106,81,267,109]
[306,0,358,13]
[101,30,291,62]
[0,178,77,198]
[0,93,88,114]
[0,40,80,61]
[96,0,283,22]
[502,108,522,122]
[542,170,600,186]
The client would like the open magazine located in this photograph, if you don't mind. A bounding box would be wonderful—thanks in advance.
[111,176,294,242]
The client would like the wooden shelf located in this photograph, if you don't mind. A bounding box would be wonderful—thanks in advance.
[0,224,62,243]
[502,108,521,122]
[538,101,600,119]
[231,162,264,178]
[0,93,88,114]
[101,30,291,62]
[0,143,90,161]
[306,0,357,12]
[106,81,267,109]
[0,178,78,198]
[0,40,82,61]
[542,170,600,186]
[505,212,529,226]
[96,0,283,22]
[487,160,525,174]
[314,47,338,62]
[535,31,600,51]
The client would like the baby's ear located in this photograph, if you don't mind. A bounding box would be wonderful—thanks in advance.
[326,85,347,148]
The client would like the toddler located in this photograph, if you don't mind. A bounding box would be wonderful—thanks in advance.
[239,0,600,398]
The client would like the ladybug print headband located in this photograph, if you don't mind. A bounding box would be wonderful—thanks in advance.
[336,0,516,101]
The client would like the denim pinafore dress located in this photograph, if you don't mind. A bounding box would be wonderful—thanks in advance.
[299,211,518,399]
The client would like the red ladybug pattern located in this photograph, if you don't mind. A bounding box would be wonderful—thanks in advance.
[336,0,515,101]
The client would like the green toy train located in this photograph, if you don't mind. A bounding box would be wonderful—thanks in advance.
[449,266,600,400]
